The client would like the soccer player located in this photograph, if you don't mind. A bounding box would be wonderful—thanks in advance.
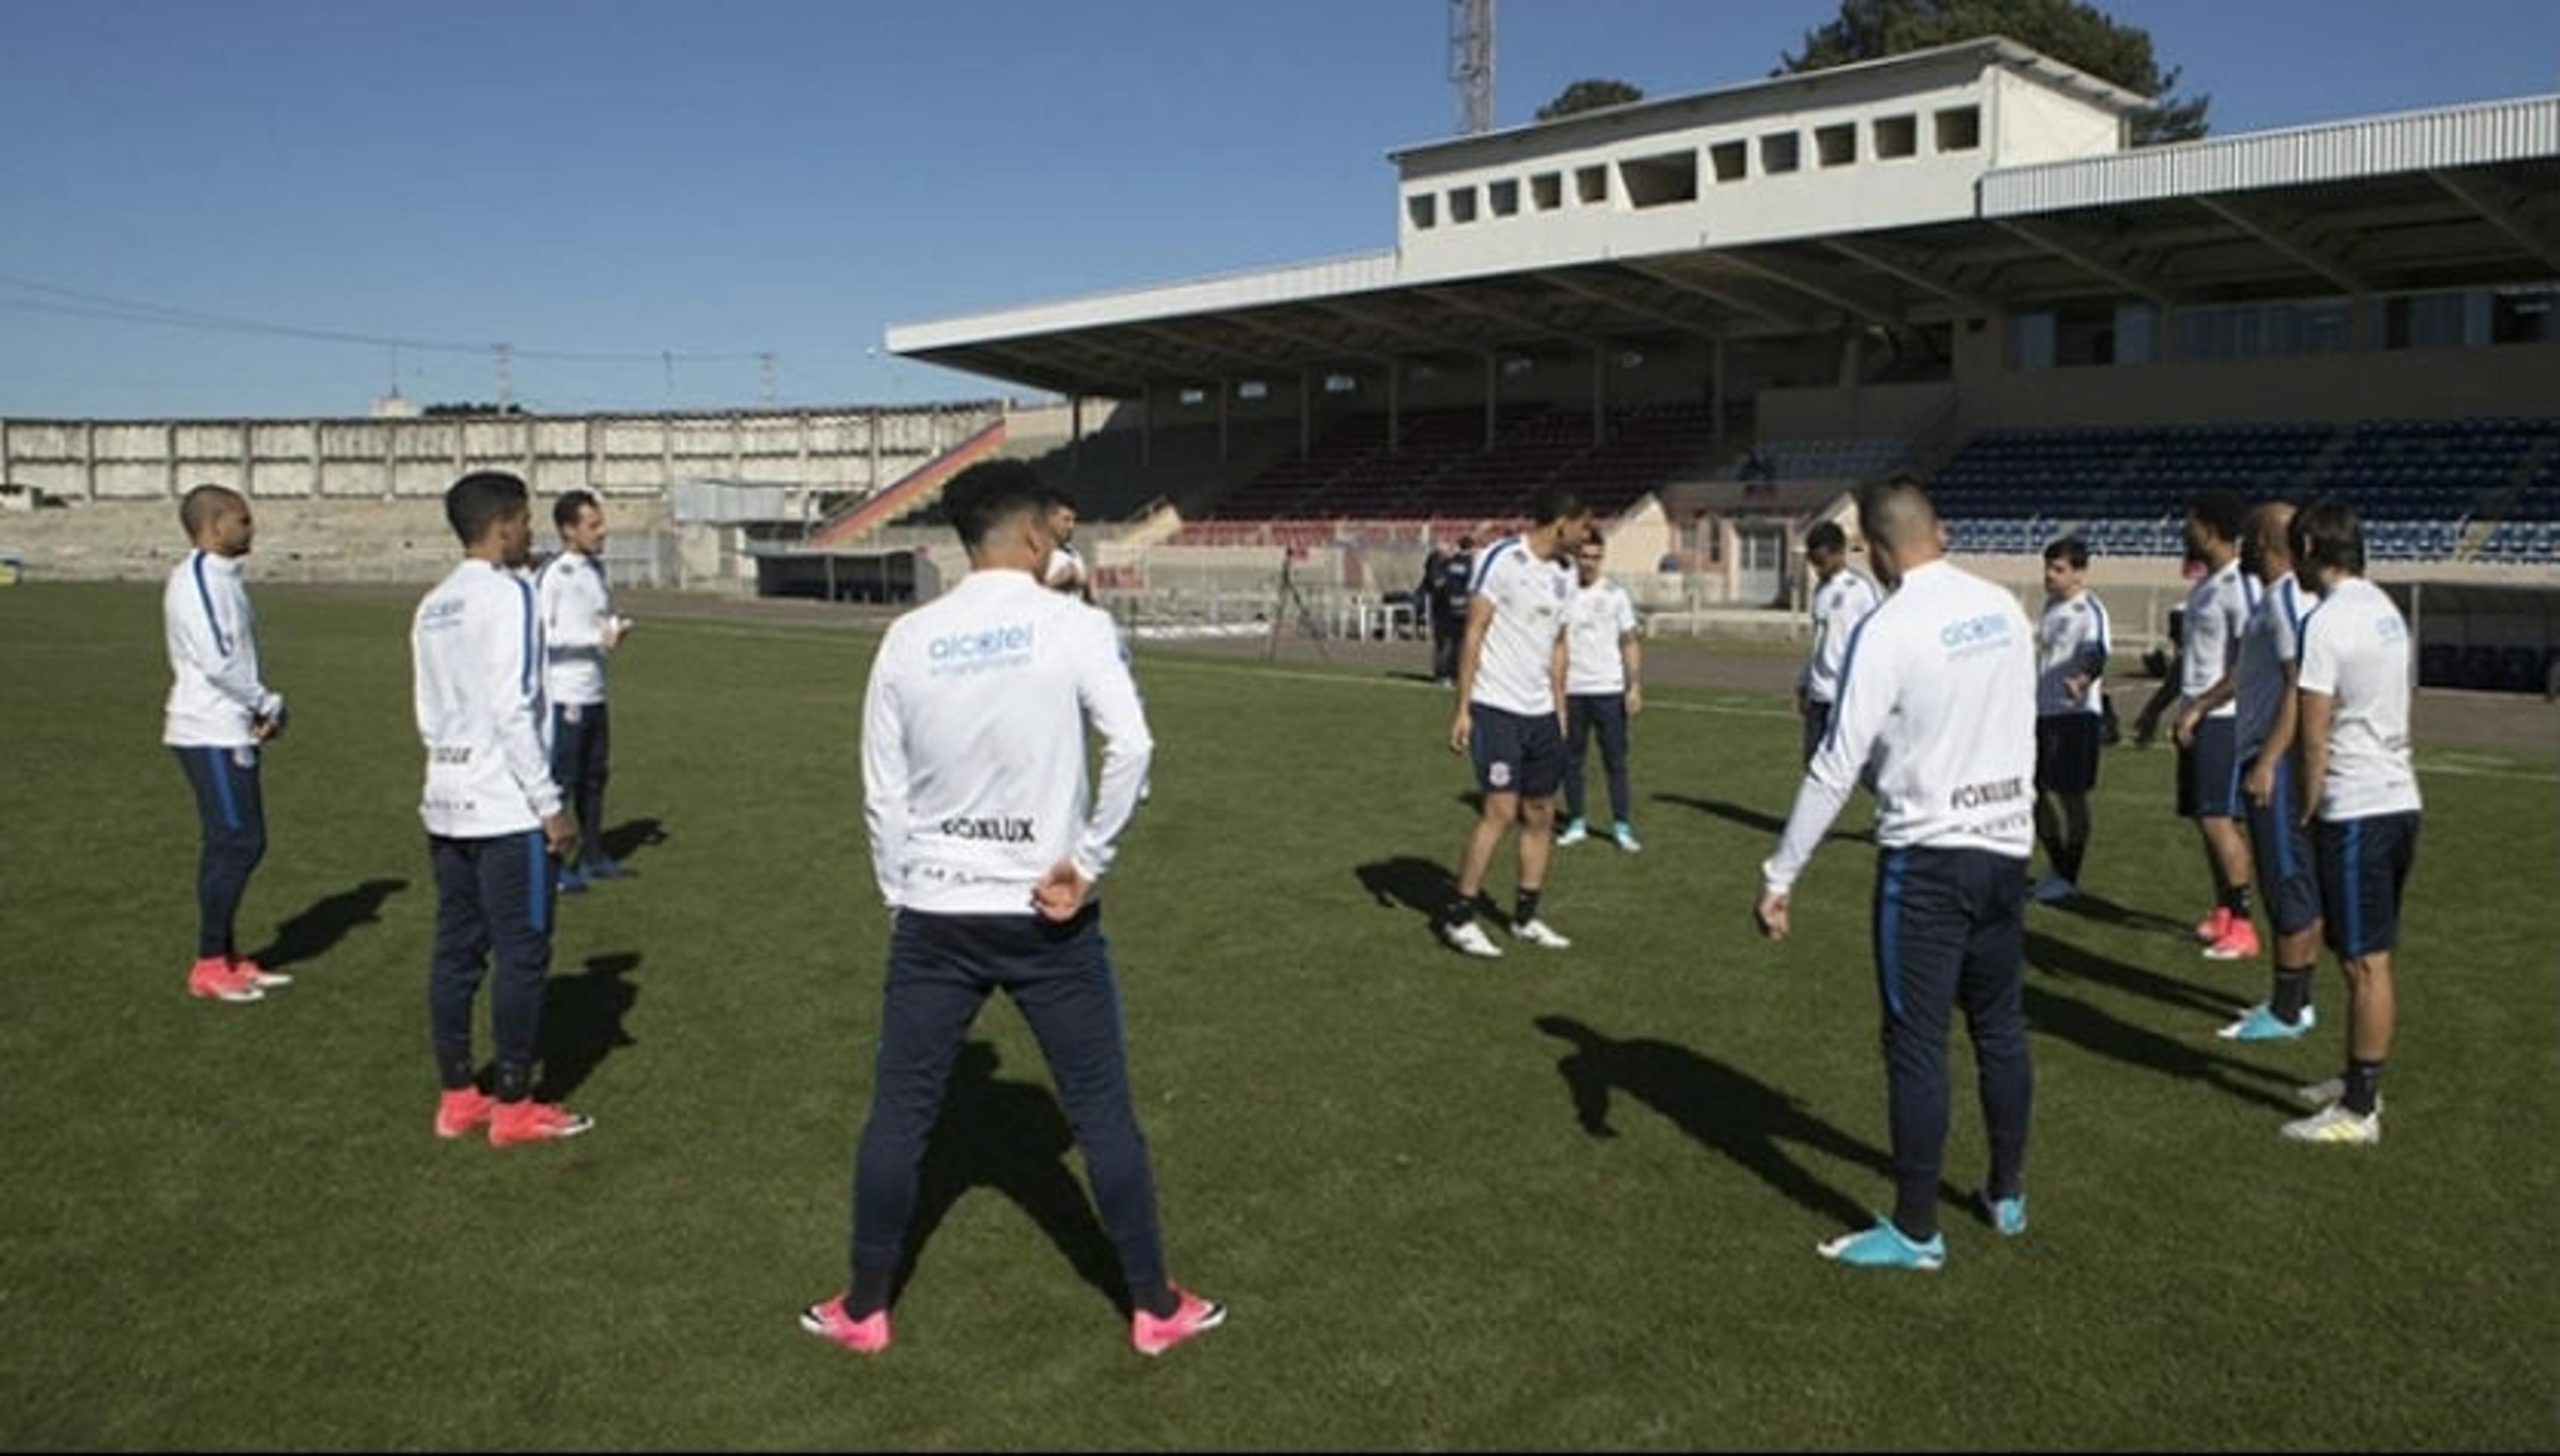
[801,459,1221,1357]
[1555,533,1644,853]
[163,484,293,1003]
[535,489,629,892]
[2189,501,2327,1039]
[1439,488,1591,958]
[2170,491,2259,960]
[1795,520,1881,767]
[2282,499,2421,1145]
[2029,537,2110,903]
[1039,486,1093,601]
[1431,534,1477,687]
[411,471,591,1147]
[1754,476,2036,1271]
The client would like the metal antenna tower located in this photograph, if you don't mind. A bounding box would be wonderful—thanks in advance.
[757,350,777,405]
[491,342,513,407]
[1448,0,1495,135]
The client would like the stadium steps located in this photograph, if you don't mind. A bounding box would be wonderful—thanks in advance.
[2454,433,2558,561]
[807,419,1009,547]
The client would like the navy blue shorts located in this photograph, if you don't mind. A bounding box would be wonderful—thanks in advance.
[2241,755,2321,937]
[2177,716,2240,819]
[2317,811,2419,958]
[2035,714,2101,794]
[1470,704,1565,799]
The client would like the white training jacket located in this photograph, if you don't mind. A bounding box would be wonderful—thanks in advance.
[2180,558,2253,719]
[535,549,614,707]
[1798,568,1881,705]
[1764,559,2037,893]
[163,549,283,748]
[862,569,1153,915]
[412,559,562,839]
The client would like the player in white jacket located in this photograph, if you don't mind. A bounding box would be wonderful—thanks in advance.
[801,459,1221,1359]
[411,471,589,1148]
[535,489,630,891]
[163,485,293,1004]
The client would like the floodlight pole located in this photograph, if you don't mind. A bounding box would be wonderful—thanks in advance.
[1449,0,1495,135]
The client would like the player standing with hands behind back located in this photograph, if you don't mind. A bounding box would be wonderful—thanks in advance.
[411,471,591,1147]
[537,489,630,892]
[1755,477,2037,1271]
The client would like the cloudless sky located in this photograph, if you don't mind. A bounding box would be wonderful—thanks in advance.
[1,0,2553,418]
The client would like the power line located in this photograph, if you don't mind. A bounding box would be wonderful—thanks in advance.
[0,273,763,363]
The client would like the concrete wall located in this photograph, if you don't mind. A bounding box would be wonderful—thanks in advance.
[0,403,1006,506]
[3,493,667,584]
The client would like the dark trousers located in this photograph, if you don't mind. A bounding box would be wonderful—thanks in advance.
[428,831,555,1097]
[1429,613,1460,681]
[1563,692,1632,824]
[549,701,611,865]
[173,745,267,959]
[848,906,1166,1311]
[1801,699,1833,768]
[1871,846,2033,1238]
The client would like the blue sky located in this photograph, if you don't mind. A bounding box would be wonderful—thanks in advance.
[2,0,2552,418]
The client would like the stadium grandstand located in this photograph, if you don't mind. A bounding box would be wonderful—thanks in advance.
[863,36,2559,683]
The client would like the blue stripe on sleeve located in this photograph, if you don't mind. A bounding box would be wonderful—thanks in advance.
[190,552,232,657]
[513,575,537,697]
[1469,537,1520,594]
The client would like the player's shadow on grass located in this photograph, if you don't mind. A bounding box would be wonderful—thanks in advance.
[2023,929,2240,1020]
[534,951,640,1101]
[2046,890,2193,938]
[2020,983,2299,1113]
[244,877,406,972]
[1533,1015,1958,1229]
[893,1041,1126,1315]
[1653,793,1871,844]
[599,817,668,867]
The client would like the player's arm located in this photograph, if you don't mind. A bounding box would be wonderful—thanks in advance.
[2176,667,2237,745]
[539,563,606,650]
[858,644,911,911]
[2292,619,2339,829]
[1040,612,1154,921]
[2244,661,2303,807]
[485,587,569,854]
[1449,591,1493,753]
[1619,618,1643,715]
[1759,619,1897,937]
[183,575,285,725]
[1549,627,1569,731]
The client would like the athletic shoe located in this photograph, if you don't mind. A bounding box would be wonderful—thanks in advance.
[799,1297,892,1355]
[1511,918,1572,950]
[2296,1077,2345,1107]
[2030,874,2077,904]
[1977,1190,2027,1237]
[1612,822,1642,854]
[1817,1215,1945,1271]
[1131,1285,1225,1357]
[186,955,263,1003]
[1441,920,1503,959]
[2217,1003,2315,1041]
[581,856,623,881]
[434,1087,496,1140]
[488,1099,594,1146]
[2202,919,2260,961]
[2281,1103,2381,1145]
[1553,819,1589,847]
[557,865,589,895]
[2193,906,2231,945]
[229,956,293,989]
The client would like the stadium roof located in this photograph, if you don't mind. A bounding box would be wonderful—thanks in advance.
[888,87,2560,399]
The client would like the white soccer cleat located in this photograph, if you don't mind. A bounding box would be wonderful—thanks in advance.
[2281,1102,2381,1145]
[1440,919,1503,959]
[1511,918,1572,950]
[1552,819,1589,847]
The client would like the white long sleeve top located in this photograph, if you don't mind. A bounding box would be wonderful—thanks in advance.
[1797,567,1881,705]
[163,549,283,748]
[411,559,562,838]
[1763,559,2037,893]
[535,549,614,707]
[862,569,1153,915]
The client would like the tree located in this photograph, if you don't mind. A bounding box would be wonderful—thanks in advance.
[1537,78,1646,121]
[422,401,527,417]
[1778,0,2209,145]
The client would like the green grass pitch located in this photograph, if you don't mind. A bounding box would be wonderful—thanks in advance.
[2,581,2554,1449]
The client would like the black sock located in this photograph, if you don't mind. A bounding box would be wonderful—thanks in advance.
[846,1267,895,1318]
[2343,1059,2385,1116]
[2273,965,2315,1023]
[2224,883,2254,920]
[1515,887,1541,926]
[1131,1281,1179,1320]
[2061,831,2089,885]
[1442,896,1476,929]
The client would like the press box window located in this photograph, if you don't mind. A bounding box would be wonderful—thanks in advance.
[1575,165,1609,203]
[1760,132,1800,175]
[1407,193,1437,230]
[1815,123,1856,167]
[1530,173,1563,210]
[1935,105,1981,151]
[1709,140,1747,183]
[1489,179,1520,217]
[1447,187,1479,224]
[1619,151,1697,209]
[1873,115,1917,159]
